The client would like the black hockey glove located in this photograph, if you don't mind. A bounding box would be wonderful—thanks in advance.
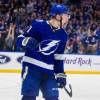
[22,37,39,51]
[56,73,67,88]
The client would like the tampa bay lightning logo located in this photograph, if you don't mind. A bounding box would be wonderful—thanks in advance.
[38,39,60,55]
[0,55,10,64]
[17,56,23,63]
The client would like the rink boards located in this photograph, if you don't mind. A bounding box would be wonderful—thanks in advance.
[0,52,100,74]
[0,52,100,100]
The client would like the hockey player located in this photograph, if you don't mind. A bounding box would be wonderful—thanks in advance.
[16,3,70,100]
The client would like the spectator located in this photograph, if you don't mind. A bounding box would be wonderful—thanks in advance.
[83,25,99,54]
[0,17,7,50]
[5,23,16,51]
[0,0,99,55]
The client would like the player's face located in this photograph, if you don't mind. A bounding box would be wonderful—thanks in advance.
[62,13,70,28]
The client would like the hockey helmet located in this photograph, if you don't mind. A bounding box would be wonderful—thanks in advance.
[50,4,70,17]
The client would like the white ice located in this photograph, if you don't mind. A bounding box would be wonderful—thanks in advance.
[0,73,100,100]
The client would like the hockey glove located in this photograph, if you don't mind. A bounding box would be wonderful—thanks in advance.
[56,73,67,88]
[22,37,39,51]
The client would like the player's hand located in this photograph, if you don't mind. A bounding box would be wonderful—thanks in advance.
[22,37,39,51]
[56,73,67,88]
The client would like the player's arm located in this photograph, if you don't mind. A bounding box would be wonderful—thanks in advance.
[54,43,65,73]
[16,20,41,50]
[54,43,67,88]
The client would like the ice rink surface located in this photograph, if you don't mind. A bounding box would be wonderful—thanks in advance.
[0,73,100,100]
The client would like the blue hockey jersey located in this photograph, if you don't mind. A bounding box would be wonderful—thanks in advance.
[16,19,68,74]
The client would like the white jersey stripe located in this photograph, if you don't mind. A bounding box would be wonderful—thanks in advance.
[54,54,64,60]
[23,56,54,70]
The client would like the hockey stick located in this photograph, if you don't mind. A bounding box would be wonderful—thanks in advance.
[64,84,72,97]
[55,73,73,97]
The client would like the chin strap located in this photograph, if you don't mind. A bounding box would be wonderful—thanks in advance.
[56,15,63,28]
[60,16,62,28]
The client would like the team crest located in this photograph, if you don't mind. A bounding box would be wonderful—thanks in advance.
[38,39,60,55]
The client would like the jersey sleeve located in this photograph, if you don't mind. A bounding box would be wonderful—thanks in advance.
[16,20,41,48]
[54,42,66,74]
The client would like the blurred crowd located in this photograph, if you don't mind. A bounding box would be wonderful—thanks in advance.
[0,0,100,55]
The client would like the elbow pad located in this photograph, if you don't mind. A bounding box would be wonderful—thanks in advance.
[22,37,39,51]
